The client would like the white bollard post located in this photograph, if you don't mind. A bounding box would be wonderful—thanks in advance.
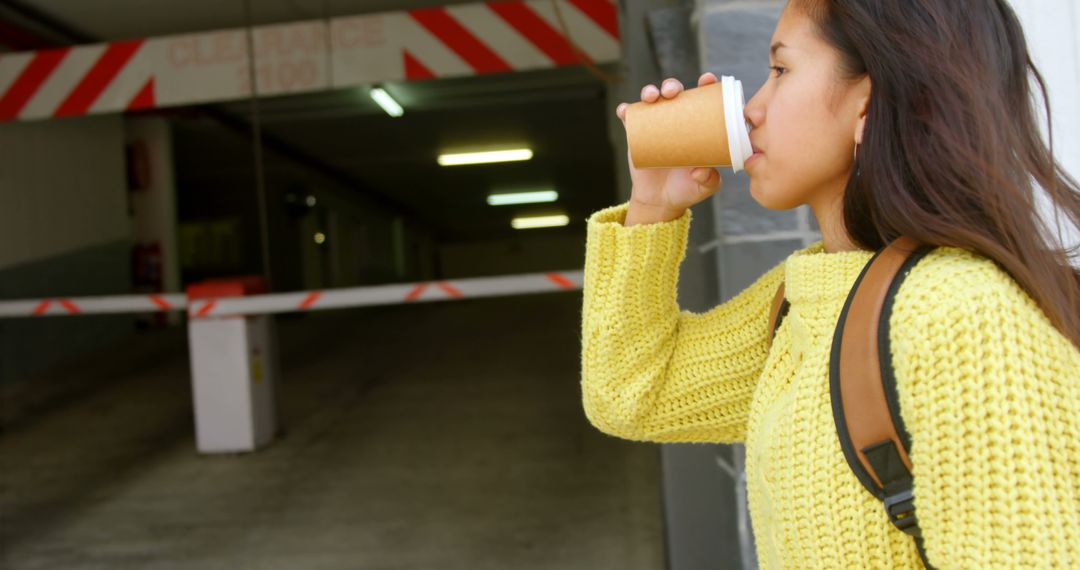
[186,277,279,454]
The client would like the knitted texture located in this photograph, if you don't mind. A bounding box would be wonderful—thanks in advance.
[580,201,1080,569]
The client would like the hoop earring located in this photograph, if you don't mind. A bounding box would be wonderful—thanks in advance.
[853,142,860,178]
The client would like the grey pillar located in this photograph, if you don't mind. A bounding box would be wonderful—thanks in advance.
[609,1,743,569]
[605,2,813,568]
[696,2,820,569]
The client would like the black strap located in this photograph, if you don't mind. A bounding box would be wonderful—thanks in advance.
[873,245,935,568]
[831,243,934,568]
[772,241,935,567]
[771,299,790,340]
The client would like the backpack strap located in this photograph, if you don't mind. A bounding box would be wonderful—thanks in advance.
[831,236,934,567]
[766,237,935,568]
[767,282,789,347]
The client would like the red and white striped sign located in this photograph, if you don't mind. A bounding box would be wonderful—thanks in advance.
[0,0,619,122]
[0,270,584,319]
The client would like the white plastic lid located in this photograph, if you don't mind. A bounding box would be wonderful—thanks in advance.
[721,76,754,173]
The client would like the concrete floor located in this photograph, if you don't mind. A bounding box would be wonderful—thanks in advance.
[0,292,665,570]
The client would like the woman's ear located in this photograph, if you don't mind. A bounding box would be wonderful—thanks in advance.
[853,75,872,144]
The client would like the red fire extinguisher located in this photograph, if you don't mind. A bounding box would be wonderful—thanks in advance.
[132,242,165,327]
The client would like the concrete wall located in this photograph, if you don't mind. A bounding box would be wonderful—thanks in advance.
[0,116,130,269]
[0,115,134,387]
[599,0,788,567]
[437,231,585,278]
[604,3,712,567]
[692,3,794,569]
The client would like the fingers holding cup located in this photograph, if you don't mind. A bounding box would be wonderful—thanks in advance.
[660,78,683,99]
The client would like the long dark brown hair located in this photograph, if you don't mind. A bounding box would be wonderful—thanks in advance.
[800,0,1080,349]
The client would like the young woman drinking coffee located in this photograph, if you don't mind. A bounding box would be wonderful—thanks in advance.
[580,1,1080,568]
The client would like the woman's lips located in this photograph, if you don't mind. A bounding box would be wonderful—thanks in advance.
[746,145,764,167]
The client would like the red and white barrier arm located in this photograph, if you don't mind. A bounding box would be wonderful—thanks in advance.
[188,271,583,318]
[0,270,582,319]
[0,293,186,318]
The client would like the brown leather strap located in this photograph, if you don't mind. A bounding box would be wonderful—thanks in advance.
[837,236,923,487]
[767,282,786,347]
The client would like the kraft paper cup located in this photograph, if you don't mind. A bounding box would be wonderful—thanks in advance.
[626,75,754,172]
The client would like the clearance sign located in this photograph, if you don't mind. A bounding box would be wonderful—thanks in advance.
[0,0,619,122]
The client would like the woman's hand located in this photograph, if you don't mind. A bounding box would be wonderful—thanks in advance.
[618,72,724,226]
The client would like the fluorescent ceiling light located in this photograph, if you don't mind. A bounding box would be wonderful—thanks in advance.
[511,214,570,230]
[438,149,533,166]
[487,191,558,206]
[370,87,403,117]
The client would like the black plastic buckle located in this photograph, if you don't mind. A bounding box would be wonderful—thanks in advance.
[883,488,921,538]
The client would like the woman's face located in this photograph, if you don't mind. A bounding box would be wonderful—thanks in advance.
[743,2,870,212]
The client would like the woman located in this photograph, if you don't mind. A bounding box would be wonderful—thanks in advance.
[580,0,1080,568]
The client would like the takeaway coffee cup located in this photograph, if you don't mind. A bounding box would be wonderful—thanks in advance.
[625,75,754,172]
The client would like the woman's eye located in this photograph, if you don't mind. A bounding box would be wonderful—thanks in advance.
[770,66,787,78]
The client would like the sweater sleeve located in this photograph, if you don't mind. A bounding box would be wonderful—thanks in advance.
[580,201,785,444]
[891,250,1080,569]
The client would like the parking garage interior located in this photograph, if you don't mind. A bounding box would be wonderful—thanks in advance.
[2,0,1077,569]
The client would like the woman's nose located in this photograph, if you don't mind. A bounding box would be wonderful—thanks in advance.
[744,86,766,128]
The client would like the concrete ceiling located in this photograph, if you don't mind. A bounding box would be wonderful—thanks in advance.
[3,0,622,242]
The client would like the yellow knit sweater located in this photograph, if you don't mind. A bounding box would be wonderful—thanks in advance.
[580,202,1080,569]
